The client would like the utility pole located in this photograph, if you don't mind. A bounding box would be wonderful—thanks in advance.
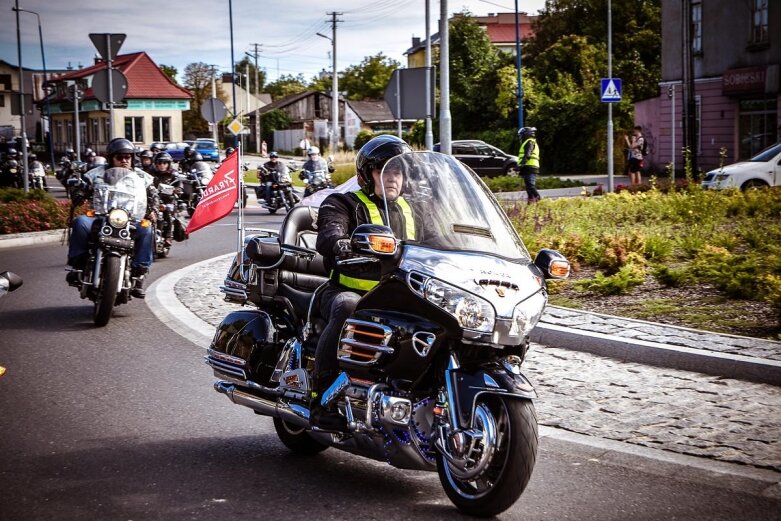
[682,0,697,177]
[607,0,614,192]
[424,0,433,150]
[14,0,29,192]
[439,0,451,154]
[210,66,219,144]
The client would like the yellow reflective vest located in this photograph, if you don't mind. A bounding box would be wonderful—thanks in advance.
[519,138,540,169]
[334,190,415,291]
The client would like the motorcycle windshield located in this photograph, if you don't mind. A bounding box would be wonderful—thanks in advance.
[381,152,529,260]
[92,167,147,220]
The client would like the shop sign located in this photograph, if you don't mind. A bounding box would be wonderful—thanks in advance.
[723,66,766,95]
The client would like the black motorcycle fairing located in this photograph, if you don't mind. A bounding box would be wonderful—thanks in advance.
[449,363,536,429]
[209,309,282,384]
[338,308,447,384]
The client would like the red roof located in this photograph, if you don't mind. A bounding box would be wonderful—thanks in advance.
[485,24,535,44]
[55,52,191,100]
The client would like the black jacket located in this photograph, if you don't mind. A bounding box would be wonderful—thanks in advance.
[316,190,412,287]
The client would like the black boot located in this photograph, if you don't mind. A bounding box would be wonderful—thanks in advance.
[130,267,148,299]
[309,372,347,431]
[66,255,87,287]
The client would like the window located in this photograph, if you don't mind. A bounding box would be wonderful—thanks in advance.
[750,0,768,45]
[89,118,101,145]
[0,74,11,91]
[124,117,143,142]
[691,0,702,55]
[152,116,170,142]
[738,97,777,159]
[0,94,4,107]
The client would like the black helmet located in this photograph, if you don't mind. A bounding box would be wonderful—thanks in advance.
[86,151,97,159]
[7,148,18,158]
[225,147,235,156]
[355,135,412,194]
[269,151,279,158]
[518,127,537,139]
[191,152,204,161]
[150,144,162,152]
[140,150,154,160]
[154,151,173,163]
[84,147,94,156]
[28,153,37,160]
[106,137,135,161]
[64,147,76,159]
[7,159,18,168]
[183,145,193,159]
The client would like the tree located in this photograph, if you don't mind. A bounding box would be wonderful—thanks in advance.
[260,109,291,150]
[265,74,309,99]
[233,56,266,95]
[159,64,178,83]
[182,62,217,134]
[340,53,400,100]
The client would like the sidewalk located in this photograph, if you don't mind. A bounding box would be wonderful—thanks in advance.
[148,254,781,486]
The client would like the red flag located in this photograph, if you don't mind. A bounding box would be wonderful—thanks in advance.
[185,150,240,234]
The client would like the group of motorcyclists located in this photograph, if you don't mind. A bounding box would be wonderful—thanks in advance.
[0,147,49,191]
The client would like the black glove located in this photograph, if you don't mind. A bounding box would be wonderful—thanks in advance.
[333,239,352,257]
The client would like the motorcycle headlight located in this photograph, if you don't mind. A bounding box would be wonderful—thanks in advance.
[424,278,495,333]
[108,208,130,228]
[509,290,547,337]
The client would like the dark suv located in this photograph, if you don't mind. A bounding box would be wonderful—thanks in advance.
[434,140,519,177]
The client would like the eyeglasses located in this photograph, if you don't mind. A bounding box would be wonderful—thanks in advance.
[114,154,133,160]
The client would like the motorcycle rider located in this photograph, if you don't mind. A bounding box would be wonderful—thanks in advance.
[300,146,334,185]
[150,151,180,247]
[517,127,541,204]
[261,151,289,205]
[138,149,155,173]
[179,145,196,173]
[0,148,19,188]
[27,153,48,190]
[310,135,416,429]
[66,137,159,298]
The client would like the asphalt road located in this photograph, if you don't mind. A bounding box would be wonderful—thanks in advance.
[0,204,779,520]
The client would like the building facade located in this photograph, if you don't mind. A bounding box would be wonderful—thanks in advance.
[636,0,779,173]
[48,52,191,155]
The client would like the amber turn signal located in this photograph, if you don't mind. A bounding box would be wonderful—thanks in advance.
[85,209,96,217]
[368,235,396,254]
[550,260,570,279]
[140,219,152,228]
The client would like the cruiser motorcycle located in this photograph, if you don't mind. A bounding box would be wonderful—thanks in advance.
[256,166,300,214]
[153,181,188,259]
[299,165,334,197]
[208,152,569,516]
[67,167,148,327]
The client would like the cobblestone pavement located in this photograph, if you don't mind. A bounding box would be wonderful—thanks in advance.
[176,256,781,473]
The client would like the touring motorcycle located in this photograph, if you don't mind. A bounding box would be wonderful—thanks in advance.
[207,151,569,516]
[67,167,148,326]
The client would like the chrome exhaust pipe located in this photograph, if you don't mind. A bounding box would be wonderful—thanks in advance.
[213,381,310,428]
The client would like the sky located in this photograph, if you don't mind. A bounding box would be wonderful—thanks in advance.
[0,0,546,85]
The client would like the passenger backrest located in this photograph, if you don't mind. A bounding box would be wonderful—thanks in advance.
[278,206,328,278]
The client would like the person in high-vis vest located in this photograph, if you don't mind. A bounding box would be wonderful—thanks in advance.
[517,127,541,203]
[311,135,414,429]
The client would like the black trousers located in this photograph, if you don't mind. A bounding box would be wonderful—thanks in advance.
[313,283,361,390]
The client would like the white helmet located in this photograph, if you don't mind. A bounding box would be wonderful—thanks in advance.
[307,146,320,155]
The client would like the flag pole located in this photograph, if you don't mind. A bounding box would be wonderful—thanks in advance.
[237,145,245,271]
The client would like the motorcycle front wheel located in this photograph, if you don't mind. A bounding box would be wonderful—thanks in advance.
[436,397,537,517]
[93,255,121,327]
[273,417,328,456]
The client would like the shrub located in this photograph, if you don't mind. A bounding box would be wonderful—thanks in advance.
[0,197,71,234]
[576,263,646,295]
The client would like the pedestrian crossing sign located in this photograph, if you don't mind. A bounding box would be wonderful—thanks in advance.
[601,78,622,102]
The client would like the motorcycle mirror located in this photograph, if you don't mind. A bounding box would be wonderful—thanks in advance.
[351,224,398,255]
[533,249,570,280]
[0,271,23,294]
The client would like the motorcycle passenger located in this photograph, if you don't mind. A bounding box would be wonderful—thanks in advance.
[310,135,416,429]
[150,152,180,247]
[138,149,155,173]
[66,137,159,298]
[1,148,19,188]
[261,151,289,205]
[517,126,541,204]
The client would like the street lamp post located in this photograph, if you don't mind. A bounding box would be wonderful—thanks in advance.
[514,0,523,130]
[13,6,55,177]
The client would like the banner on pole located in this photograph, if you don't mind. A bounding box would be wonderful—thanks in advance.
[185,151,239,234]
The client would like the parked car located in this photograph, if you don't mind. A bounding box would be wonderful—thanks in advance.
[163,142,191,162]
[701,142,781,190]
[433,139,519,177]
[193,139,220,162]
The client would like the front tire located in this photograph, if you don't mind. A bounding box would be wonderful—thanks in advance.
[93,255,121,327]
[437,398,537,517]
[741,179,769,190]
[273,417,328,456]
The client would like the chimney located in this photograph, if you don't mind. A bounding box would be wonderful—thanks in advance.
[412,36,421,47]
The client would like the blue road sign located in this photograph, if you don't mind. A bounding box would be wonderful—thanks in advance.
[601,78,622,102]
